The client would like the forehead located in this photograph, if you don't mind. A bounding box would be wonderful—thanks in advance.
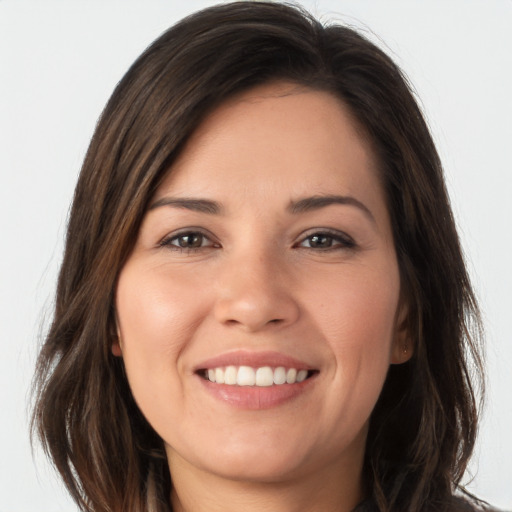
[155,82,383,213]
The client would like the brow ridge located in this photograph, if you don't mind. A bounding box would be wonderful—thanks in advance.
[288,195,375,223]
[149,197,221,214]
[149,194,374,222]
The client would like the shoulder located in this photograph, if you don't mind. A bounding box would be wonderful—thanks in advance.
[351,496,507,512]
[452,495,508,512]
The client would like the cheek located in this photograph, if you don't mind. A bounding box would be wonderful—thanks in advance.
[114,263,214,436]
[116,265,206,355]
[114,264,211,411]
[310,261,400,352]
[309,261,400,403]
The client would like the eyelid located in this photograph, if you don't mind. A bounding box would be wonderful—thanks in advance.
[158,227,220,250]
[156,226,355,252]
[295,228,356,249]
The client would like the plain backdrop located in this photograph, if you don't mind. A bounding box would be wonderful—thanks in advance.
[1,1,511,510]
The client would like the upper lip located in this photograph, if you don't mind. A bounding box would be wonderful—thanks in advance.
[194,350,316,372]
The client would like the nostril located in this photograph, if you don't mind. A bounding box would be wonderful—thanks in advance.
[224,317,283,328]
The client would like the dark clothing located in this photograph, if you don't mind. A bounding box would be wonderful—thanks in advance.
[352,495,507,512]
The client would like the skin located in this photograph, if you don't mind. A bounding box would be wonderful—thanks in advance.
[115,82,411,512]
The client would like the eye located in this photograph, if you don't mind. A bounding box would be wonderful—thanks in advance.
[159,230,218,252]
[297,230,355,250]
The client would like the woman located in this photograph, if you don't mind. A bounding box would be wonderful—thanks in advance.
[32,2,492,511]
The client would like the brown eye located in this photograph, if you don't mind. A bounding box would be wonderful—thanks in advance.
[307,234,334,248]
[298,231,356,250]
[160,231,218,251]
[174,233,205,248]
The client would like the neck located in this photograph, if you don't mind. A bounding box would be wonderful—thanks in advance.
[168,454,365,512]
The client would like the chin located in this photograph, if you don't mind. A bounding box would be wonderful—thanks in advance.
[166,429,317,484]
[202,452,311,484]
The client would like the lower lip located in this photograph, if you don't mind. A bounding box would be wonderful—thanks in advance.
[198,374,317,410]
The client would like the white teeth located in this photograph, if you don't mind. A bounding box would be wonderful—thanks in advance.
[286,368,297,384]
[237,366,256,386]
[215,367,225,384]
[204,366,312,386]
[273,366,286,385]
[224,365,237,385]
[255,366,274,386]
[296,369,308,382]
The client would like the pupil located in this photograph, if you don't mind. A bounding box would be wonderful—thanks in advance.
[180,234,202,248]
[310,234,331,248]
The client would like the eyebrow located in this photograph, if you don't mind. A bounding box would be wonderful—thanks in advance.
[148,194,375,223]
[148,197,222,214]
[288,195,375,224]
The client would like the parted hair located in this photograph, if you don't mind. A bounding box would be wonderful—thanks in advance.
[32,2,484,511]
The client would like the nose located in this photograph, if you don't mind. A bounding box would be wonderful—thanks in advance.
[213,250,300,332]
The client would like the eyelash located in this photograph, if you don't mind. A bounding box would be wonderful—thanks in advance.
[159,230,218,252]
[159,228,356,253]
[295,229,356,251]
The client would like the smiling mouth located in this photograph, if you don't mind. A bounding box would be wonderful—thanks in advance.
[198,366,317,386]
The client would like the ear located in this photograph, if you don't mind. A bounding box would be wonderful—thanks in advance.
[111,335,123,357]
[390,300,413,365]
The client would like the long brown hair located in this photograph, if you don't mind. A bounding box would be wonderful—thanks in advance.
[32,2,484,511]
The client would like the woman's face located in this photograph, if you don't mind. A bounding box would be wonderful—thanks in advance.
[115,82,409,486]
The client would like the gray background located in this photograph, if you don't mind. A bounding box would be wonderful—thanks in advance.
[1,1,510,510]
